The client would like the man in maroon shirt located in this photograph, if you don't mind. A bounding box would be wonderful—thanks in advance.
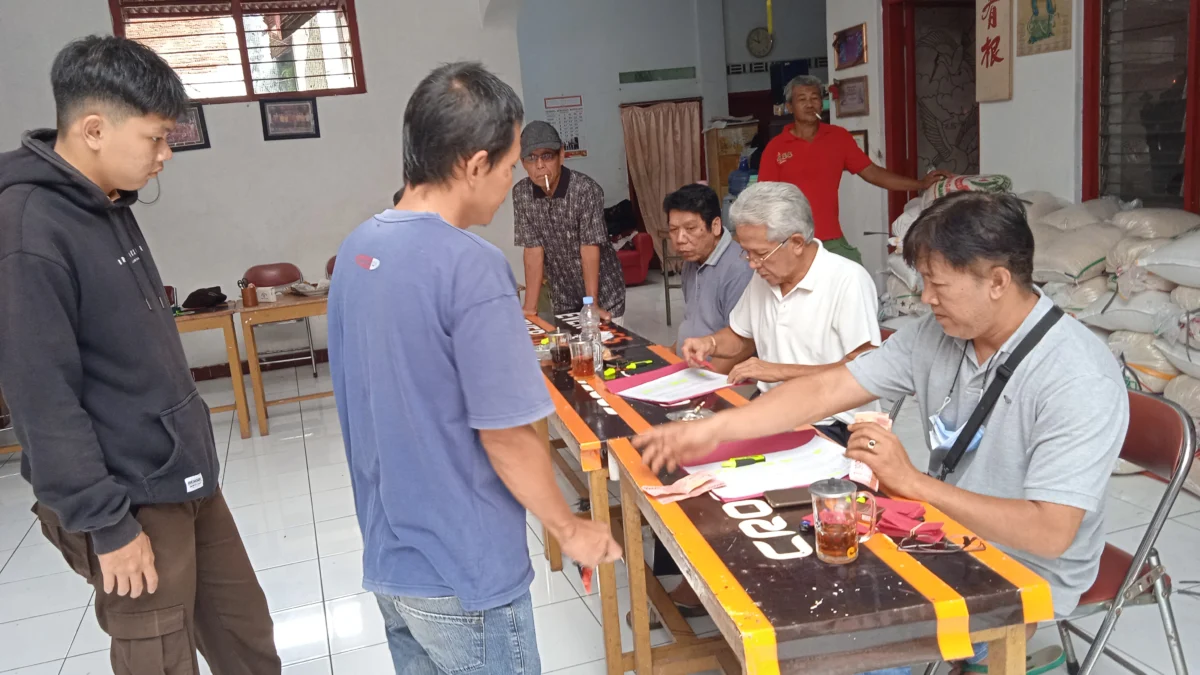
[759,75,951,264]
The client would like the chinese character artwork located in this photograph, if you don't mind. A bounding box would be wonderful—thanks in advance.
[980,36,1005,69]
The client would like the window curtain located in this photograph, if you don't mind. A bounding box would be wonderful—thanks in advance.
[620,100,702,272]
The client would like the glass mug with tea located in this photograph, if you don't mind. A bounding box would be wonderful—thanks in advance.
[549,332,571,372]
[809,478,878,564]
[568,335,595,378]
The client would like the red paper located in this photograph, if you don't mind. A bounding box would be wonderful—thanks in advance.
[682,429,817,467]
[603,362,690,394]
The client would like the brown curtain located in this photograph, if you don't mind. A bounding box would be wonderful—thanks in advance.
[620,101,702,272]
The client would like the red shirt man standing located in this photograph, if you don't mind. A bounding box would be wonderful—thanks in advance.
[759,75,950,265]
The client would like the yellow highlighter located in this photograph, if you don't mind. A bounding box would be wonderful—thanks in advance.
[721,455,766,468]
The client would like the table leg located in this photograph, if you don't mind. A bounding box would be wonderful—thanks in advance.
[533,418,563,572]
[988,624,1027,675]
[621,471,652,675]
[589,466,622,675]
[241,320,270,436]
[221,316,252,440]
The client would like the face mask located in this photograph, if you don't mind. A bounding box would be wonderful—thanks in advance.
[928,405,986,455]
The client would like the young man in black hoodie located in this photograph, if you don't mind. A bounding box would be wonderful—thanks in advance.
[0,37,280,674]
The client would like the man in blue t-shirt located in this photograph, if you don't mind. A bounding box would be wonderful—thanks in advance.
[329,62,622,673]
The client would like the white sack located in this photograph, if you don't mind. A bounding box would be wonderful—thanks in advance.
[1112,208,1200,239]
[1108,331,1179,393]
[1038,197,1120,231]
[1076,290,1177,333]
[1032,223,1123,284]
[1140,231,1200,287]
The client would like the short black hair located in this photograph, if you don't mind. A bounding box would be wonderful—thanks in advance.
[51,36,189,130]
[663,183,721,227]
[903,191,1035,288]
[402,62,524,187]
[393,187,404,205]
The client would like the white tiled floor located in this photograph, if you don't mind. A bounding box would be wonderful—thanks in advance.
[0,275,1198,674]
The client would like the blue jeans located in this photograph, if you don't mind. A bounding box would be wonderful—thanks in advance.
[861,642,989,675]
[375,591,540,674]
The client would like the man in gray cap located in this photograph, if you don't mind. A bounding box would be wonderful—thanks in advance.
[513,120,626,319]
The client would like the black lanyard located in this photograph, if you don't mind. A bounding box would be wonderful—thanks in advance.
[935,305,1065,481]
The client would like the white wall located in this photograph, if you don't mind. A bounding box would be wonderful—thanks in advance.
[977,6,1085,200]
[723,0,828,93]
[825,0,890,286]
[0,0,525,369]
[517,0,728,204]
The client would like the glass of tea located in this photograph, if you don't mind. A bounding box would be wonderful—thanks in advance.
[549,332,571,372]
[568,335,595,378]
[809,478,878,564]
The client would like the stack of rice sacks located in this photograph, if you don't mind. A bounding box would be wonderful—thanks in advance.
[882,175,1013,320]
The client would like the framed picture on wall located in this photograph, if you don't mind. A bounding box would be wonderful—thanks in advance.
[835,77,870,118]
[260,98,320,141]
[833,23,868,70]
[850,129,869,156]
[166,104,209,151]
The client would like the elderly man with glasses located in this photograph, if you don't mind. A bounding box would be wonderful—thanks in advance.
[514,121,625,320]
[680,181,882,445]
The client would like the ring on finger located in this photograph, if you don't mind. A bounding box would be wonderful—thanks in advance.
[867,439,877,450]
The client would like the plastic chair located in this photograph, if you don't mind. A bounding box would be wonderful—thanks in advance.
[243,263,318,378]
[1057,390,1194,675]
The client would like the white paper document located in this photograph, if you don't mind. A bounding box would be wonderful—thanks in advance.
[687,436,851,501]
[616,368,731,403]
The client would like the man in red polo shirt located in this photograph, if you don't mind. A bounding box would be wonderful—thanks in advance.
[759,75,951,264]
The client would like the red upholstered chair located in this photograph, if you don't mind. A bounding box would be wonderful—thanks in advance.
[1056,390,1194,675]
[617,232,654,286]
[243,263,318,378]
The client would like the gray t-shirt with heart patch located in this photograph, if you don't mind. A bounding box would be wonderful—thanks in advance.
[847,290,1128,616]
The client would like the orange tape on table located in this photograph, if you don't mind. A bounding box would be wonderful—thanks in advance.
[917,502,1054,624]
[863,535,975,661]
[609,438,781,675]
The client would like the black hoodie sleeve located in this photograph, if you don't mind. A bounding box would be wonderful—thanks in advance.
[0,251,142,554]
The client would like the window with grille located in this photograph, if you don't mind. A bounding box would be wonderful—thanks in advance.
[109,1,366,103]
[1098,0,1191,208]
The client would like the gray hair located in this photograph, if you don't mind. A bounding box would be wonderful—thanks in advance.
[729,182,815,243]
[784,75,825,103]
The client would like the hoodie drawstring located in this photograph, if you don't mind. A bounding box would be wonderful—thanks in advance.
[108,211,164,311]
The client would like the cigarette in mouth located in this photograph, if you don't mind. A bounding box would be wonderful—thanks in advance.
[544,176,551,191]
[814,112,822,120]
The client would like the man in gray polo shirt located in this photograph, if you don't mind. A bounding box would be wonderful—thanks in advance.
[667,183,754,373]
[636,192,1128,649]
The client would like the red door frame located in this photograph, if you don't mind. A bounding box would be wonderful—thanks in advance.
[882,0,973,223]
[1081,0,1200,212]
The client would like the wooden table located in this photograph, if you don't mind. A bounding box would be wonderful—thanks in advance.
[528,314,747,673]
[597,349,1055,675]
[175,305,252,439]
[534,326,1053,674]
[238,294,333,435]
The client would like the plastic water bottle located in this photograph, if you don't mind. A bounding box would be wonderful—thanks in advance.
[580,297,603,373]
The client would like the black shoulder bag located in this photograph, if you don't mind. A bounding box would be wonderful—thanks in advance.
[935,305,1064,481]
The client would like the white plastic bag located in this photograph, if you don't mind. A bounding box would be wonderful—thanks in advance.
[1154,339,1200,380]
[1164,376,1200,427]
[1153,305,1200,350]
[1108,331,1179,393]
[1076,290,1177,333]
[1171,286,1200,312]
[891,198,923,242]
[1112,208,1200,239]
[1032,223,1124,284]
[1107,237,1173,274]
[1038,197,1120,231]
[1140,231,1200,287]
[1046,276,1111,315]
[887,254,923,291]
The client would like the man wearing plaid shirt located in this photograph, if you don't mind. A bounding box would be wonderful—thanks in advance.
[513,121,626,320]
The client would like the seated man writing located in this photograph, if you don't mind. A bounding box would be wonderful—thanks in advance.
[635,192,1129,672]
[680,181,881,445]
[667,183,754,374]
